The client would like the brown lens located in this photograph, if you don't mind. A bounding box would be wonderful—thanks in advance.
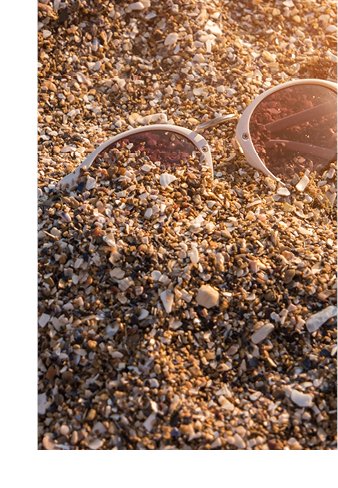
[249,84,337,178]
[104,129,197,167]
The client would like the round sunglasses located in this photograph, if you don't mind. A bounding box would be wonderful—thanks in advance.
[59,79,337,188]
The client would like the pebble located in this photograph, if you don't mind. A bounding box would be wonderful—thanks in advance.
[60,145,75,153]
[196,285,219,309]
[151,270,162,281]
[262,50,277,62]
[143,412,157,432]
[39,313,50,328]
[149,378,159,388]
[42,434,55,450]
[290,389,313,408]
[251,323,274,344]
[76,72,90,85]
[188,244,199,264]
[296,175,310,192]
[110,268,125,279]
[38,393,48,415]
[306,305,337,333]
[204,20,222,35]
[233,433,246,449]
[210,437,222,449]
[88,438,103,450]
[277,187,291,196]
[86,176,96,190]
[160,173,177,188]
[144,208,153,219]
[160,290,174,313]
[128,2,145,11]
[218,397,235,411]
[87,409,97,421]
[60,424,70,436]
[141,113,168,125]
[138,309,149,320]
[141,164,152,172]
[164,33,179,47]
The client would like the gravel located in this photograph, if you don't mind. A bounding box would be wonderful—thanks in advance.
[38,0,337,450]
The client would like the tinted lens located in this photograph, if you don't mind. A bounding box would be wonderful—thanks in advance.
[105,130,197,166]
[249,84,337,178]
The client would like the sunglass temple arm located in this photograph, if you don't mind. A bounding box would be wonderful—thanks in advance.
[194,114,238,133]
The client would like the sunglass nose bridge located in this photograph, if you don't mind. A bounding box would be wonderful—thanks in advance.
[194,114,238,132]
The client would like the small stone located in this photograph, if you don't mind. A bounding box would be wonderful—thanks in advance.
[86,408,97,421]
[43,80,57,92]
[290,389,313,408]
[87,340,97,349]
[71,431,79,445]
[160,173,177,188]
[164,33,179,46]
[296,175,310,192]
[110,268,125,279]
[76,72,90,84]
[262,50,277,62]
[39,313,50,328]
[188,244,199,264]
[160,290,174,313]
[38,393,49,415]
[60,145,76,153]
[265,177,276,190]
[141,164,152,172]
[143,412,157,432]
[326,50,337,63]
[60,425,70,436]
[210,437,222,449]
[277,186,291,196]
[141,113,168,124]
[233,433,246,449]
[86,176,96,190]
[149,378,160,388]
[127,2,145,11]
[306,305,337,333]
[204,20,222,36]
[128,112,143,125]
[42,434,55,450]
[193,87,207,97]
[88,438,103,450]
[169,320,182,330]
[144,208,153,219]
[251,323,274,344]
[218,397,234,411]
[138,309,149,320]
[196,285,219,309]
[89,60,101,71]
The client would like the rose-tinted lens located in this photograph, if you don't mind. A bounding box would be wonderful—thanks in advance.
[249,84,337,178]
[106,130,197,166]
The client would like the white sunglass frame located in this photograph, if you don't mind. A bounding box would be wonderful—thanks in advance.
[234,78,337,181]
[59,125,213,188]
[59,78,337,189]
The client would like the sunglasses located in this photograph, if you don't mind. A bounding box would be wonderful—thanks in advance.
[59,79,337,188]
